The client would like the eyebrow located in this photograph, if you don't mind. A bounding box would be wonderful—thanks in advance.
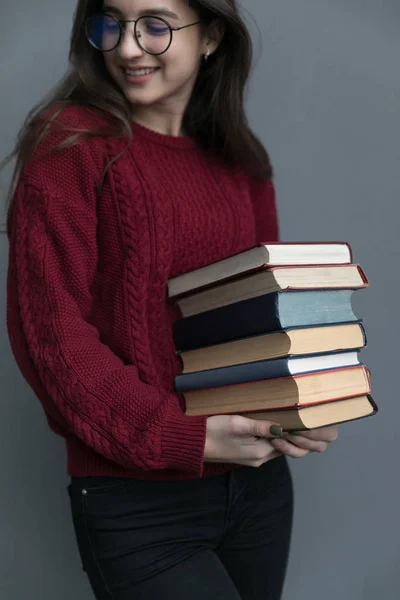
[102,5,180,20]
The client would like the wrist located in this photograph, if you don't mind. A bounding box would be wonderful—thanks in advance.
[204,419,217,462]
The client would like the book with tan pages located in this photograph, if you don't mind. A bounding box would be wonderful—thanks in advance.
[177,264,369,318]
[247,394,377,431]
[183,365,371,416]
[178,322,367,373]
[168,241,353,299]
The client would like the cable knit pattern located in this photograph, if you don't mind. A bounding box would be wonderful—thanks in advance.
[15,184,139,467]
[109,144,154,383]
[6,106,279,481]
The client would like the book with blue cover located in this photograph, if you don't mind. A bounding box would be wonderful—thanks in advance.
[175,350,361,392]
[174,289,362,352]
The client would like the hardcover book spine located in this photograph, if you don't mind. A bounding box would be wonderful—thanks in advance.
[359,321,368,347]
[173,293,281,352]
[175,351,361,392]
[278,290,357,328]
[175,357,293,392]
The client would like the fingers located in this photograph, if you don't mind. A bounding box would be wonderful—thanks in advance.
[235,438,283,468]
[225,416,337,465]
[245,445,283,468]
[235,417,338,444]
[270,437,312,459]
[285,434,329,454]
[270,434,329,457]
[291,426,339,443]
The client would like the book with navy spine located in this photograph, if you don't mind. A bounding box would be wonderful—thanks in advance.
[175,350,361,393]
[173,289,362,352]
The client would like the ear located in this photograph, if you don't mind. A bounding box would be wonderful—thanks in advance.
[203,18,225,55]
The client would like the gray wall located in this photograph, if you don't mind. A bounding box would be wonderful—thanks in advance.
[1,1,398,598]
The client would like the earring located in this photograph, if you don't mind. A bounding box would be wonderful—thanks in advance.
[204,48,211,62]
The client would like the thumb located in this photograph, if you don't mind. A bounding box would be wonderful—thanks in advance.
[235,415,284,439]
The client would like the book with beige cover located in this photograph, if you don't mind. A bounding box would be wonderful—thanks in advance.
[178,322,366,373]
[168,241,353,299]
[177,264,368,318]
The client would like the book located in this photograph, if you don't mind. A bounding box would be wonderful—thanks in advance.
[183,365,371,416]
[168,241,353,299]
[174,289,360,352]
[176,264,368,318]
[246,394,378,431]
[175,350,360,392]
[178,322,366,373]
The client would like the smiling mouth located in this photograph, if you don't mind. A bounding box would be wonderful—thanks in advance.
[123,67,160,76]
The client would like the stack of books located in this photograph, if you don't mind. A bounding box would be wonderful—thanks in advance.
[169,242,378,431]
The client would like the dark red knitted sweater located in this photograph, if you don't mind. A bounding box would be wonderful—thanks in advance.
[6,106,279,481]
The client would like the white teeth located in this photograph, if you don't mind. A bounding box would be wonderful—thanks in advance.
[125,68,158,76]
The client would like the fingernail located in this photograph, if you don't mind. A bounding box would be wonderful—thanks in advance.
[269,425,284,437]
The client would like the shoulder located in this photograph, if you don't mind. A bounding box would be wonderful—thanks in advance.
[42,103,114,133]
[34,103,115,157]
[238,165,276,208]
[249,175,275,197]
[21,104,116,189]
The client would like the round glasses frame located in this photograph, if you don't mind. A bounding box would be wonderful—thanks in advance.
[85,14,202,55]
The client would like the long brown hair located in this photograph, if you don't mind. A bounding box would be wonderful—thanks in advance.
[3,0,272,228]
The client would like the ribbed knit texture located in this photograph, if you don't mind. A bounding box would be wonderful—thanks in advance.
[6,106,279,481]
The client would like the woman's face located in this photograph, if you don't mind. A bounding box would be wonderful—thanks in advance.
[99,0,211,112]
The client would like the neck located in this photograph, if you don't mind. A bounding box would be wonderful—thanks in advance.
[132,106,187,137]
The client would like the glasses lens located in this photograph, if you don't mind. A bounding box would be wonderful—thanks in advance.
[86,15,120,51]
[136,16,172,55]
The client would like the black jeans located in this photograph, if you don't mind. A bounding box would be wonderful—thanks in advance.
[67,456,293,600]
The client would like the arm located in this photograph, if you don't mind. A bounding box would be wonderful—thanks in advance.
[7,140,207,475]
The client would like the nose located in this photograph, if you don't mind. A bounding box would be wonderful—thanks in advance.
[117,23,144,60]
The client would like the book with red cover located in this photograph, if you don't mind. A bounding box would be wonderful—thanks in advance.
[182,364,371,416]
[168,241,354,300]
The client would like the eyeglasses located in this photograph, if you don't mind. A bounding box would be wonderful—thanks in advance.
[85,14,202,55]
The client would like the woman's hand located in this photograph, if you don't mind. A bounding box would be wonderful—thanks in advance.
[269,426,339,458]
[204,414,286,467]
[204,415,339,467]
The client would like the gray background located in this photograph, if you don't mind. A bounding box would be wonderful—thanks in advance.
[0,0,398,598]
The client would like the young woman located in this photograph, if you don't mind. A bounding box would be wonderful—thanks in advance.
[5,1,338,598]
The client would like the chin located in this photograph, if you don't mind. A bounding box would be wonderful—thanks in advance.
[122,89,164,107]
[121,83,188,109]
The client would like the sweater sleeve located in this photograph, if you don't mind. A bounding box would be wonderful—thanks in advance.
[7,140,207,476]
[251,177,280,243]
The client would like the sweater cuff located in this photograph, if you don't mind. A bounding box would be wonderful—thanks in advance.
[160,401,207,477]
